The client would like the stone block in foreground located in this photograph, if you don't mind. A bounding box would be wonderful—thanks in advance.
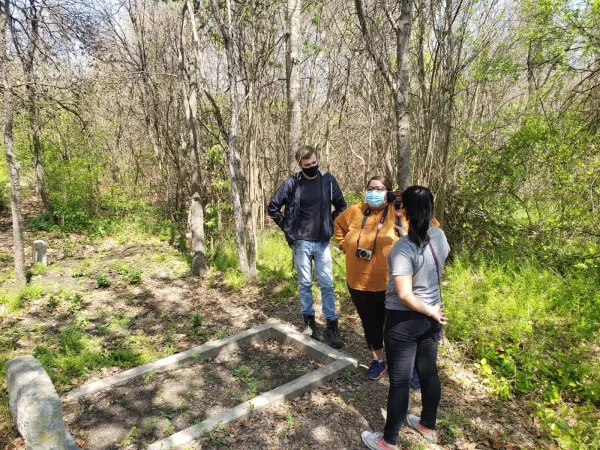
[6,355,70,450]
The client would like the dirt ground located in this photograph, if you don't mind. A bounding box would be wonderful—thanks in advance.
[63,340,315,449]
[0,204,547,450]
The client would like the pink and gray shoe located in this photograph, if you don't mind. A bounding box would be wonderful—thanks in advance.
[361,431,389,449]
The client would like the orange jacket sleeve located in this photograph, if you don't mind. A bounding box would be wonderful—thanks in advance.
[334,207,352,254]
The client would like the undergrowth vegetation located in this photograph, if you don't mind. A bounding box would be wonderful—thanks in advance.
[443,257,600,448]
[208,226,600,447]
[1,205,598,448]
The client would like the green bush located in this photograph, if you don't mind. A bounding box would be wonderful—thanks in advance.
[0,284,47,312]
[96,274,110,288]
[109,262,142,285]
[253,231,599,448]
[0,188,6,213]
[444,254,600,447]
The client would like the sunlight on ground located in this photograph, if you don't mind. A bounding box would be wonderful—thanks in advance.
[380,407,387,421]
[311,425,332,442]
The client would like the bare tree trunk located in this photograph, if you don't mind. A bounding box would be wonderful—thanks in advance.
[210,0,255,278]
[19,0,52,214]
[414,1,428,183]
[355,0,414,190]
[243,93,257,276]
[247,103,259,261]
[29,2,51,214]
[2,0,26,286]
[286,0,301,174]
[395,0,413,190]
[180,0,207,276]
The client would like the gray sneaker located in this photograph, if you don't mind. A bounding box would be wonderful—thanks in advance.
[360,430,385,449]
[405,414,438,443]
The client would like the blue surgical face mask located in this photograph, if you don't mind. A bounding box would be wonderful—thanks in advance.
[365,190,386,207]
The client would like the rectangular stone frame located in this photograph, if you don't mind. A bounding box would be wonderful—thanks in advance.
[63,321,357,450]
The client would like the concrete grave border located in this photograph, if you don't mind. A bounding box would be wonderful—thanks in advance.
[63,321,357,450]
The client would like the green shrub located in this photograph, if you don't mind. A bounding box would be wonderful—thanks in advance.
[444,253,600,447]
[210,244,239,271]
[109,262,141,285]
[26,263,50,282]
[0,253,13,264]
[223,270,247,291]
[0,284,47,312]
[59,325,85,354]
[96,274,110,288]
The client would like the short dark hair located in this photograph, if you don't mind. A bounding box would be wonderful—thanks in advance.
[402,185,434,246]
[295,145,317,164]
[367,175,393,191]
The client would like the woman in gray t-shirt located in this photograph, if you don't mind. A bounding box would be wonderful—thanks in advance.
[361,186,450,450]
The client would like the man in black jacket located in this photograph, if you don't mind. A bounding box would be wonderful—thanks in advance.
[268,146,347,348]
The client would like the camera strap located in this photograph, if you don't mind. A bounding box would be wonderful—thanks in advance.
[427,238,446,343]
[427,239,442,303]
[356,206,389,255]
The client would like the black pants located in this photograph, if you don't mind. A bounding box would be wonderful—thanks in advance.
[383,309,441,445]
[348,285,386,351]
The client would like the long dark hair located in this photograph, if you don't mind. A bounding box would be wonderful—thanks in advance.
[402,186,434,246]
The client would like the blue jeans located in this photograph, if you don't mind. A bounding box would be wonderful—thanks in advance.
[293,240,338,321]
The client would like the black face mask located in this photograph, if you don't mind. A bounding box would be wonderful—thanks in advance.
[301,165,319,178]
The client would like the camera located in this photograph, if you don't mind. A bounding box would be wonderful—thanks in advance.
[356,248,373,260]
[387,190,403,205]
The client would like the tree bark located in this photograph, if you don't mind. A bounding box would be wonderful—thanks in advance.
[210,0,255,278]
[2,0,26,286]
[286,0,301,174]
[22,0,52,215]
[180,0,207,277]
[355,0,414,190]
[395,0,414,190]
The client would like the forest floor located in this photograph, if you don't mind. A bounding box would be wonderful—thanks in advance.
[0,204,550,450]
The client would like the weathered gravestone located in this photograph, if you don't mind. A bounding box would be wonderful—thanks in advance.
[32,240,47,265]
[6,355,78,450]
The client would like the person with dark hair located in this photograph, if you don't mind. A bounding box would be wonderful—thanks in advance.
[268,146,347,348]
[361,186,450,449]
[334,175,397,380]
[335,178,440,382]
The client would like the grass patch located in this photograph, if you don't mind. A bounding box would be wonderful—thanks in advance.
[0,252,13,263]
[96,274,111,288]
[109,262,142,285]
[107,311,131,330]
[257,231,294,278]
[26,262,50,279]
[33,324,145,385]
[47,289,84,312]
[444,255,600,448]
[71,259,91,278]
[210,241,239,272]
[223,270,247,291]
[0,284,47,313]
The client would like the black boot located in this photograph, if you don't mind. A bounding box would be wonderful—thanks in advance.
[303,315,316,338]
[326,319,343,349]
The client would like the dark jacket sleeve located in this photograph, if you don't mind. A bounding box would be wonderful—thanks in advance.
[268,179,289,230]
[330,175,347,221]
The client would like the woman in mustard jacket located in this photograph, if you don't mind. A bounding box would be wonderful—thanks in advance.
[334,175,401,380]
[335,176,439,381]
